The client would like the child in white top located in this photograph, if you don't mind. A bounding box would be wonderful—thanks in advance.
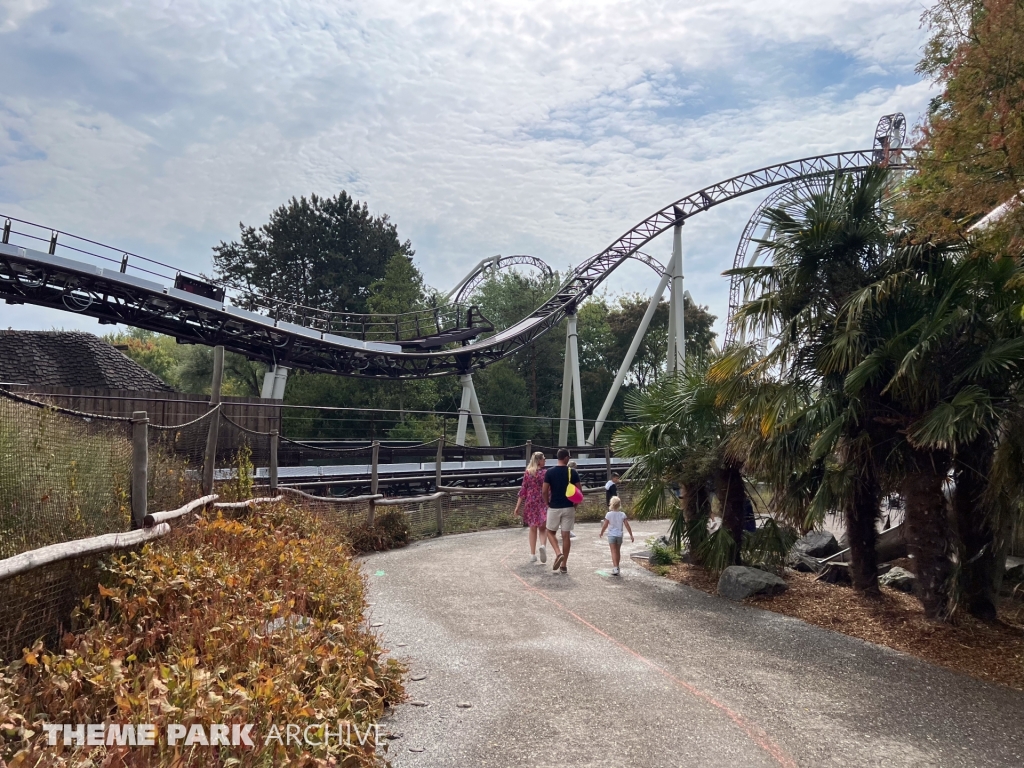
[599,496,633,576]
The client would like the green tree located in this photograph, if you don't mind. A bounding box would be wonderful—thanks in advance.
[613,355,750,568]
[471,270,565,421]
[726,167,900,596]
[213,192,413,313]
[367,253,426,316]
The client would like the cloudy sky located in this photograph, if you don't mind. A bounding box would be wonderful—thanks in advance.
[1,0,932,339]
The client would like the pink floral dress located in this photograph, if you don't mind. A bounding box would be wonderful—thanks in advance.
[518,468,548,527]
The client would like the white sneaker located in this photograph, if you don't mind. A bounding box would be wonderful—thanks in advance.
[530,554,538,563]
[569,532,577,539]
[611,567,620,576]
[538,545,547,563]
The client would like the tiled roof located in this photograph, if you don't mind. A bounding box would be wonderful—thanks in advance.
[0,331,175,391]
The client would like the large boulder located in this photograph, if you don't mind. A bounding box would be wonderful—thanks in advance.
[879,566,916,593]
[1005,558,1024,583]
[792,530,840,559]
[718,566,788,601]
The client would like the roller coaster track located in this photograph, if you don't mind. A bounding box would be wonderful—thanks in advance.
[0,146,910,379]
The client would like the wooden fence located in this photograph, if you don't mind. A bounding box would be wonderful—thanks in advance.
[2,385,279,436]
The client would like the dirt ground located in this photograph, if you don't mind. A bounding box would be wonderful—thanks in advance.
[652,562,1024,691]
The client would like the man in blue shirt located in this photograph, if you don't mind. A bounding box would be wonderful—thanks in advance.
[543,448,576,574]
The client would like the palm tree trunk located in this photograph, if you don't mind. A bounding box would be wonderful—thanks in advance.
[680,480,711,557]
[845,475,881,596]
[902,449,953,620]
[716,461,746,565]
[954,443,998,621]
[841,434,881,596]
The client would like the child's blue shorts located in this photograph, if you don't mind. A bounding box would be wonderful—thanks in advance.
[607,535,623,545]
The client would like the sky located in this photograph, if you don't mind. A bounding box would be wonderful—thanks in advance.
[0,0,933,340]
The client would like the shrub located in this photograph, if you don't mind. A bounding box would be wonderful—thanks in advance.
[344,510,411,554]
[0,503,404,767]
[648,537,683,567]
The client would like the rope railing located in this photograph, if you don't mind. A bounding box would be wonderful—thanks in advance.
[149,403,221,430]
[0,386,132,421]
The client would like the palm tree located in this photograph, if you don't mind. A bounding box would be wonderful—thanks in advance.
[839,236,1024,618]
[726,166,902,596]
[612,355,748,567]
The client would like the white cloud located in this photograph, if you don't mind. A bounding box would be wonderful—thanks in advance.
[0,0,931,341]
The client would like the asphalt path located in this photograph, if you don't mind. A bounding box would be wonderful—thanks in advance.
[365,522,1024,767]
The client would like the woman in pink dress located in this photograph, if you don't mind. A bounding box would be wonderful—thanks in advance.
[513,451,549,563]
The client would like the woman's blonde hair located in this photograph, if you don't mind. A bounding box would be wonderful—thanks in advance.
[609,495,622,511]
[526,451,546,476]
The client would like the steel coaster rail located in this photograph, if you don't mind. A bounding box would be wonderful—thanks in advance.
[0,147,910,379]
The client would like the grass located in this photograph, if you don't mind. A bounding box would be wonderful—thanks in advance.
[0,503,406,767]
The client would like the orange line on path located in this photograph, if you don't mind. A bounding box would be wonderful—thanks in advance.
[500,551,798,768]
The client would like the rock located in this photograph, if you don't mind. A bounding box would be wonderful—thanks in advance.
[1005,558,1024,583]
[791,530,840,559]
[456,702,472,709]
[408,700,429,707]
[788,552,825,574]
[655,535,672,548]
[879,566,916,593]
[411,673,427,681]
[717,566,788,601]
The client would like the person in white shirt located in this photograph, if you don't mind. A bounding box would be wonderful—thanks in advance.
[598,496,633,576]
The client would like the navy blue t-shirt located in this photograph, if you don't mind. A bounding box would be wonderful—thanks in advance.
[544,464,574,508]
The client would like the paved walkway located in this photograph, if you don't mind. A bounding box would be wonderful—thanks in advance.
[365,523,1024,767]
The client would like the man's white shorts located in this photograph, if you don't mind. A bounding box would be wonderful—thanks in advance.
[546,506,575,532]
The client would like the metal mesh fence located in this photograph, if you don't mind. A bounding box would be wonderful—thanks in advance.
[0,553,105,662]
[0,390,133,559]
[148,408,211,510]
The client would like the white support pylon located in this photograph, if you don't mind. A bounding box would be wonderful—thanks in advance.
[558,320,573,446]
[587,267,673,446]
[455,373,489,447]
[467,375,491,448]
[568,313,585,447]
[557,311,586,447]
[668,222,685,372]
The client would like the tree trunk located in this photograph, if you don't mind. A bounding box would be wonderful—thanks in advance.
[954,443,998,621]
[845,473,881,596]
[716,461,746,565]
[680,480,711,557]
[902,449,953,620]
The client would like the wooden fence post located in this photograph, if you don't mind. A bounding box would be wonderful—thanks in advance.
[131,410,149,530]
[202,345,225,495]
[525,440,532,463]
[605,446,612,482]
[368,440,380,526]
[435,435,445,535]
[269,429,279,492]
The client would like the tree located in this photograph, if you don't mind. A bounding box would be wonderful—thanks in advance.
[367,253,426,316]
[727,167,900,596]
[471,270,565,420]
[213,192,413,313]
[613,355,749,568]
[906,0,1024,244]
[840,237,1024,618]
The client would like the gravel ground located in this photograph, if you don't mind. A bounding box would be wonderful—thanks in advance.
[365,522,1024,768]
